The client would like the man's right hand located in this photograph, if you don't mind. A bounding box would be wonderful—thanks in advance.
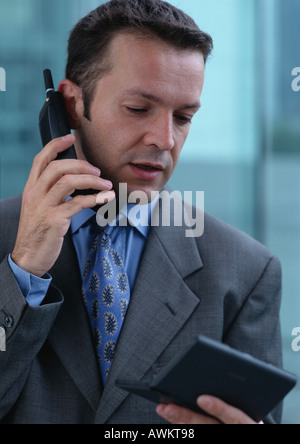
[11,135,115,277]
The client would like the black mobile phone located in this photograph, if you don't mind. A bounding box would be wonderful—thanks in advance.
[39,69,98,197]
[39,69,77,160]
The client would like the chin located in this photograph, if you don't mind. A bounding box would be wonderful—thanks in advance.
[115,182,165,204]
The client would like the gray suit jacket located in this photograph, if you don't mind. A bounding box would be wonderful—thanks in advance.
[0,195,282,424]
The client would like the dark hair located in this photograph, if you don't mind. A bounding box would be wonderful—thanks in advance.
[66,0,213,119]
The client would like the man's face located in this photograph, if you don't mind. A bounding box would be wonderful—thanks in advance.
[75,33,205,199]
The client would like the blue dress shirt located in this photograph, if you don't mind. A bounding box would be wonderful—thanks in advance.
[8,200,156,307]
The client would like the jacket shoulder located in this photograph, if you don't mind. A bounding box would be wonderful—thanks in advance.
[199,211,280,271]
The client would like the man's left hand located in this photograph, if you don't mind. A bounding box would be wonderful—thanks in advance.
[156,395,261,424]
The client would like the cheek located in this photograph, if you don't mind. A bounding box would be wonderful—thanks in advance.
[90,112,140,158]
[172,145,183,162]
[171,135,187,166]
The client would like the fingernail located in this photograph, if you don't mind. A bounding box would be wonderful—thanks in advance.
[62,134,74,142]
[166,406,181,419]
[96,190,115,205]
[103,180,113,189]
[91,166,101,176]
[197,396,213,411]
[157,405,180,419]
[156,405,165,416]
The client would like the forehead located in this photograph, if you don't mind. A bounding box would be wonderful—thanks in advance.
[101,32,205,105]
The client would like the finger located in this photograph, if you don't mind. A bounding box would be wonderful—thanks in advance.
[197,396,257,425]
[26,135,76,188]
[156,404,220,425]
[55,190,116,219]
[44,175,113,206]
[36,159,102,196]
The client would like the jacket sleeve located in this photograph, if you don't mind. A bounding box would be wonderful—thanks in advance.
[0,255,63,420]
[223,255,283,424]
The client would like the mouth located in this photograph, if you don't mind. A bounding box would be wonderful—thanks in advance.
[130,163,163,171]
[129,163,164,181]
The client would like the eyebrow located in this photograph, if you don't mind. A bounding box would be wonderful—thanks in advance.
[121,88,201,110]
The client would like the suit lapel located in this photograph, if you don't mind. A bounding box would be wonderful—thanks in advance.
[95,205,203,424]
[47,231,102,411]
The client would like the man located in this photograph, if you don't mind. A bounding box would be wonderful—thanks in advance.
[0,0,282,424]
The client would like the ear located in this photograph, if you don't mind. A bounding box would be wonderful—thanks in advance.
[58,79,84,129]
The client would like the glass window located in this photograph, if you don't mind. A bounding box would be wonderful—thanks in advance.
[0,0,103,198]
[263,0,300,424]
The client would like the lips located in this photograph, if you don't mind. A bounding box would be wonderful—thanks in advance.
[129,163,164,181]
[131,163,163,171]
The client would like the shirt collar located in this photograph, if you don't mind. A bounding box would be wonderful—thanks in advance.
[70,195,159,239]
[70,206,96,235]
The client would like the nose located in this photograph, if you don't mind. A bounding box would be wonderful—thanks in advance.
[143,112,175,151]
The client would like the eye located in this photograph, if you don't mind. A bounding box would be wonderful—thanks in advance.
[174,115,192,126]
[126,107,148,114]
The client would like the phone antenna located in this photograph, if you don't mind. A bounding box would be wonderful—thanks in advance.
[43,69,54,93]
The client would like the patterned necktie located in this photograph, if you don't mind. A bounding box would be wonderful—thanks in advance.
[82,221,130,385]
